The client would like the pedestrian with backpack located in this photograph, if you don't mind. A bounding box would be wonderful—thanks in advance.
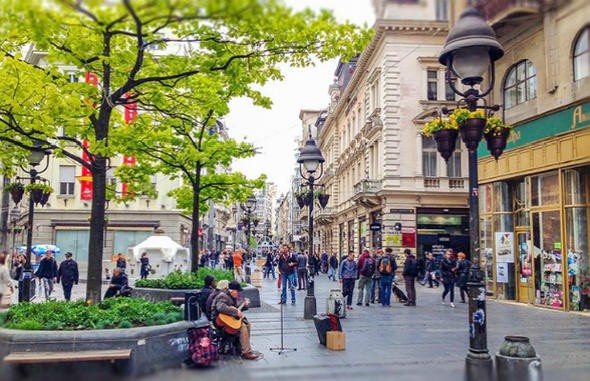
[339,250,358,310]
[377,247,398,307]
[402,249,419,306]
[356,249,374,307]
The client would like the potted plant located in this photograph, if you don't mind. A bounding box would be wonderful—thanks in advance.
[25,183,53,205]
[318,193,330,209]
[484,116,512,160]
[422,117,459,161]
[453,108,486,150]
[5,182,25,204]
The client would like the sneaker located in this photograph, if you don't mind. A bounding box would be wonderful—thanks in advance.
[450,303,456,308]
[291,300,296,304]
[365,303,370,306]
[356,302,362,306]
[442,300,446,305]
[241,352,261,360]
[277,301,285,304]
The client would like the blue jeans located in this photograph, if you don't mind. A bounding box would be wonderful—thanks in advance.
[281,272,297,303]
[379,275,393,306]
[370,277,379,302]
[264,265,275,279]
[328,266,337,280]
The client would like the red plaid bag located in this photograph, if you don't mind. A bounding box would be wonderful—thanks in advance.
[188,327,219,366]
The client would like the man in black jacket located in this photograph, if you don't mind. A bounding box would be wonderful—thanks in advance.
[57,252,79,301]
[402,249,419,306]
[278,245,297,304]
[35,251,58,299]
[104,268,129,299]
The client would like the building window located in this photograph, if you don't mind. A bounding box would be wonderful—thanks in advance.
[427,70,438,100]
[574,26,590,81]
[446,151,461,178]
[59,165,75,195]
[445,72,456,101]
[504,60,537,108]
[435,0,448,20]
[422,136,437,177]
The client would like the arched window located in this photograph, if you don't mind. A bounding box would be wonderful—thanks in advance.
[504,60,537,109]
[574,26,589,81]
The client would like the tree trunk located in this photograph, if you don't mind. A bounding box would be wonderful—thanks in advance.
[86,155,107,303]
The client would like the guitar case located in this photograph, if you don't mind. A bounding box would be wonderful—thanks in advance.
[313,313,342,346]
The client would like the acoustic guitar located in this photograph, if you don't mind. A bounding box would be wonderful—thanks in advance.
[215,298,249,335]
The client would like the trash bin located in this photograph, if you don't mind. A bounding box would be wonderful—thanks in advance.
[184,292,201,321]
[326,289,346,318]
[495,336,542,381]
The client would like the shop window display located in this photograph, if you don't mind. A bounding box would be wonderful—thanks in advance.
[533,210,563,308]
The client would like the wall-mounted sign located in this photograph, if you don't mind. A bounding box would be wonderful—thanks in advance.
[495,232,514,263]
[369,223,382,231]
[390,208,415,214]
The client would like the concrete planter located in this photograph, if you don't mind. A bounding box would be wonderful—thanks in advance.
[0,319,208,381]
[132,285,261,308]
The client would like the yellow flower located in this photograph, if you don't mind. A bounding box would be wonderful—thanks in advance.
[483,116,512,136]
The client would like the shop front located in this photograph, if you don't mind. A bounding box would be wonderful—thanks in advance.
[478,101,590,312]
[416,207,469,260]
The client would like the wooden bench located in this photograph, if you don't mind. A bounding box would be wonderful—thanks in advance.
[4,349,132,364]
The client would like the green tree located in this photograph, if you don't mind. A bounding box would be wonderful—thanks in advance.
[0,0,372,302]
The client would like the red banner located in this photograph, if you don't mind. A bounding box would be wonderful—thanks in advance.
[79,71,98,200]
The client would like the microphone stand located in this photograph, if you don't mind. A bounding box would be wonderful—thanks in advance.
[270,285,297,355]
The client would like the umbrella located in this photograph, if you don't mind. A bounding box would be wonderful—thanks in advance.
[17,244,61,256]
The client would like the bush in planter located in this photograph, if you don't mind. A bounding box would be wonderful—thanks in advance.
[0,298,182,330]
[135,267,239,289]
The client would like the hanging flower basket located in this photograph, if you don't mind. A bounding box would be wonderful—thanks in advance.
[6,182,25,204]
[25,184,53,206]
[39,191,51,206]
[484,117,512,160]
[433,129,459,161]
[296,194,306,208]
[318,194,330,209]
[459,117,486,150]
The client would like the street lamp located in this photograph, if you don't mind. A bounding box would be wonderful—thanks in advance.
[438,7,504,381]
[240,195,257,264]
[297,132,326,320]
[20,140,51,302]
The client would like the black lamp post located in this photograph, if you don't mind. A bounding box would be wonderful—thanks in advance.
[438,8,504,381]
[10,206,21,254]
[297,132,326,320]
[20,141,51,302]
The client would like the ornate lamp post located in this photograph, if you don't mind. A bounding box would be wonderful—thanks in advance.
[437,8,505,381]
[19,141,51,302]
[297,132,328,320]
[241,196,257,251]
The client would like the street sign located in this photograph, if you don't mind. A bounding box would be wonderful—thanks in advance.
[369,223,382,231]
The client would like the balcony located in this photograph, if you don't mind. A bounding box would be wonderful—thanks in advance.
[352,179,382,208]
[424,177,467,190]
[315,207,336,225]
[475,0,542,26]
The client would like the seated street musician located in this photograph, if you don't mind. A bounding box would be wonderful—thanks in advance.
[211,280,262,360]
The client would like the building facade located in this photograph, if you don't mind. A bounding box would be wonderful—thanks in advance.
[472,0,590,312]
[316,0,469,262]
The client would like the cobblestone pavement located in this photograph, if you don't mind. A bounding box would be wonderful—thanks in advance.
[138,273,590,381]
[4,272,589,381]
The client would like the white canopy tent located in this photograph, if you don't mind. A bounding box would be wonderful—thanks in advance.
[128,235,191,277]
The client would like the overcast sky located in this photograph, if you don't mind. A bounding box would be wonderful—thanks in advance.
[225,0,375,196]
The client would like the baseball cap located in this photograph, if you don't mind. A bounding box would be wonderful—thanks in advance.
[65,252,73,257]
[228,280,243,291]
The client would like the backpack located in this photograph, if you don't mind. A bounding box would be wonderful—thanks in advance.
[379,256,393,275]
[187,327,219,366]
[360,257,375,277]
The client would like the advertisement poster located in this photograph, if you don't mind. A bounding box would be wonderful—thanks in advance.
[496,262,509,283]
[495,232,514,263]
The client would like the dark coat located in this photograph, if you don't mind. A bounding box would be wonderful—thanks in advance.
[57,259,79,286]
[199,286,215,316]
[35,257,58,279]
[425,258,436,272]
[278,253,297,275]
[329,255,338,269]
[140,256,150,275]
[110,272,128,290]
[456,259,472,288]
[402,255,419,277]
[439,258,457,283]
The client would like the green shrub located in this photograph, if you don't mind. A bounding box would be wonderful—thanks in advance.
[135,267,236,289]
[0,298,182,331]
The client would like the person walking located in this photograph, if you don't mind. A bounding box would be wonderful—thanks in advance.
[377,247,397,307]
[420,252,440,288]
[320,251,328,274]
[264,252,276,280]
[456,252,472,303]
[56,252,79,301]
[35,251,58,300]
[356,249,374,307]
[0,252,14,307]
[278,245,297,304]
[296,251,308,290]
[402,249,419,306]
[328,252,339,281]
[139,252,151,280]
[339,250,358,310]
[232,250,244,283]
[440,250,458,307]
[115,253,127,272]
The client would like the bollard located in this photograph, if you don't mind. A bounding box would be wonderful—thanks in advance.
[495,336,542,381]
